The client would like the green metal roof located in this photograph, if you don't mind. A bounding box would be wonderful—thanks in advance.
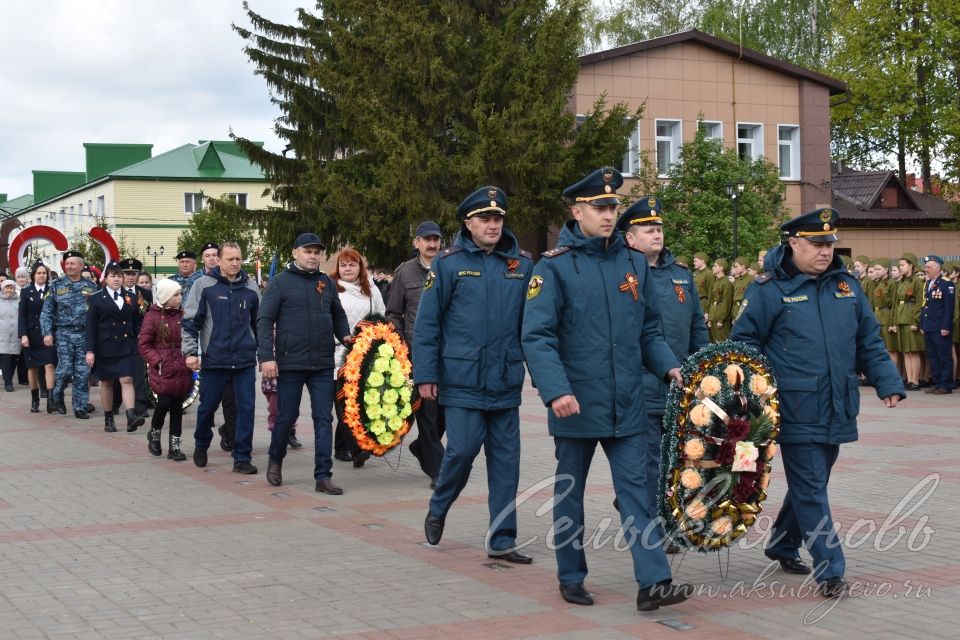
[84,143,153,181]
[33,171,86,202]
[0,193,34,220]
[111,141,266,181]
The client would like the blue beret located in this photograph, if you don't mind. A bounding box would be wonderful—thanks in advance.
[780,207,839,243]
[458,186,506,221]
[617,195,662,231]
[563,167,623,206]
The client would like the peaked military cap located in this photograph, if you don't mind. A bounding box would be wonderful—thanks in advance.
[563,167,623,206]
[201,242,219,253]
[176,250,197,260]
[103,260,122,274]
[781,207,839,243]
[458,186,506,221]
[120,258,143,272]
[923,254,944,266]
[62,250,84,261]
[616,195,662,231]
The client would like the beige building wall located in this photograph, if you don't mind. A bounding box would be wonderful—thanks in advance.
[838,228,960,261]
[575,40,837,218]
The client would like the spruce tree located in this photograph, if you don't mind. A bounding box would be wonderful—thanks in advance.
[231,0,639,266]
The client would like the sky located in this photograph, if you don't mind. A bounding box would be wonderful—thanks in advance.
[0,0,307,201]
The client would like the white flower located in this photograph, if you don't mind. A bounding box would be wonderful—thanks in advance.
[731,441,759,472]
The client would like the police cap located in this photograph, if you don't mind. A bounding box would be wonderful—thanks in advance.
[176,250,197,260]
[120,258,143,272]
[457,186,507,221]
[616,195,662,231]
[563,167,623,207]
[201,242,219,253]
[63,250,84,261]
[780,207,839,243]
[923,254,944,266]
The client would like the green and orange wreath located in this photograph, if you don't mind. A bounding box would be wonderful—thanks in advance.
[659,341,780,551]
[336,314,421,456]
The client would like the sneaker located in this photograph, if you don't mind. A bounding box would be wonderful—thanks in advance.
[218,425,235,452]
[232,460,258,475]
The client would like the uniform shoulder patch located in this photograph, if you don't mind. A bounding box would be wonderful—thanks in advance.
[439,246,463,259]
[674,262,690,271]
[519,249,532,260]
[541,246,570,258]
[754,273,773,285]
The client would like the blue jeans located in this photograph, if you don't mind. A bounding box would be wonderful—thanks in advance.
[553,433,672,589]
[268,369,334,482]
[194,367,256,462]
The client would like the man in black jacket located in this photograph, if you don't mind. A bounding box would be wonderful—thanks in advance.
[258,233,353,494]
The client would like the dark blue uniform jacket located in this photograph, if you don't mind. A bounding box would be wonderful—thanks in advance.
[920,276,955,333]
[84,288,139,358]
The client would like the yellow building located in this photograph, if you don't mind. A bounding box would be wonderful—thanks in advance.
[1,141,272,275]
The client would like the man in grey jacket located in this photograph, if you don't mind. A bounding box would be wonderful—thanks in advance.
[258,233,352,494]
[386,221,445,488]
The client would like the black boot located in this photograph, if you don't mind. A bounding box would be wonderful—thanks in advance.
[288,427,302,449]
[55,392,67,415]
[30,389,40,413]
[147,427,162,456]
[167,435,186,461]
[47,393,57,414]
[126,409,145,432]
[104,413,117,433]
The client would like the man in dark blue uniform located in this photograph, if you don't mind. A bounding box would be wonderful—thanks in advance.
[730,208,905,598]
[415,186,534,564]
[921,255,955,394]
[617,196,709,553]
[522,168,691,612]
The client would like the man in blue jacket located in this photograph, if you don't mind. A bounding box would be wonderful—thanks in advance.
[182,242,262,474]
[617,197,709,553]
[415,186,534,564]
[257,233,352,494]
[521,168,691,612]
[730,208,905,598]
[920,255,955,394]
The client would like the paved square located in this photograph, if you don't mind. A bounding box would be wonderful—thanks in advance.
[0,380,956,639]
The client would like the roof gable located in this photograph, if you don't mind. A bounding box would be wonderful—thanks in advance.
[579,29,847,95]
[832,168,955,225]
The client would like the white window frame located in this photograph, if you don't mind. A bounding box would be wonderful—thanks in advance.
[60,208,66,228]
[184,192,205,214]
[736,123,764,162]
[96,195,105,217]
[654,119,682,177]
[227,192,248,208]
[699,120,723,142]
[621,122,641,177]
[777,124,801,181]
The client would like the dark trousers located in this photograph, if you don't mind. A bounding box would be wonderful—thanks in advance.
[152,395,185,436]
[766,442,843,583]
[644,412,671,548]
[428,406,520,553]
[553,434,671,588]
[194,367,255,462]
[411,398,445,479]
[268,369,334,481]
[924,331,955,390]
[0,354,15,386]
[220,382,236,439]
[15,353,27,385]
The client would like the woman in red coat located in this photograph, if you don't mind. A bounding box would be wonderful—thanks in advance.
[139,279,194,461]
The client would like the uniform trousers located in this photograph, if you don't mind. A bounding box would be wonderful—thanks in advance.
[766,442,844,582]
[194,366,255,462]
[52,328,89,412]
[268,369,334,482]
[644,412,671,547]
[924,331,955,391]
[428,406,520,553]
[553,433,672,589]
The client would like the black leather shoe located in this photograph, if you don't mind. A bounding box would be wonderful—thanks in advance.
[559,583,593,606]
[56,396,67,415]
[46,396,56,413]
[233,460,258,475]
[193,447,208,468]
[424,512,445,545]
[126,409,145,432]
[40,389,48,399]
[74,410,90,419]
[905,382,921,391]
[86,403,96,413]
[288,432,302,448]
[764,551,812,575]
[266,458,282,486]
[353,450,371,468]
[30,390,40,413]
[636,581,692,611]
[218,425,234,452]
[818,578,847,598]
[104,414,117,433]
[334,450,352,462]
[488,550,533,564]
[316,479,343,495]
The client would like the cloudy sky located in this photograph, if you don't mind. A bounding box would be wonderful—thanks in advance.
[0,0,306,200]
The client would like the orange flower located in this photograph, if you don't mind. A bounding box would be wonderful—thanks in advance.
[711,516,733,535]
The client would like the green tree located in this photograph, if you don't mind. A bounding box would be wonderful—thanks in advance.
[232,0,640,266]
[627,122,787,259]
[68,217,139,268]
[177,203,255,259]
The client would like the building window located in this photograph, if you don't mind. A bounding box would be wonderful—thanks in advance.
[184,192,205,214]
[620,123,641,176]
[737,123,763,162]
[655,119,682,177]
[227,193,248,208]
[78,202,83,218]
[70,206,75,228]
[96,196,105,216]
[778,125,801,180]
[699,121,723,142]
[60,208,66,228]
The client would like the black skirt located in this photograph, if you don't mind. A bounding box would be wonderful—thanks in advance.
[96,355,134,381]
[23,343,56,368]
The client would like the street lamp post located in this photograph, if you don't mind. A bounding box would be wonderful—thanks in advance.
[145,245,165,278]
[726,181,746,259]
